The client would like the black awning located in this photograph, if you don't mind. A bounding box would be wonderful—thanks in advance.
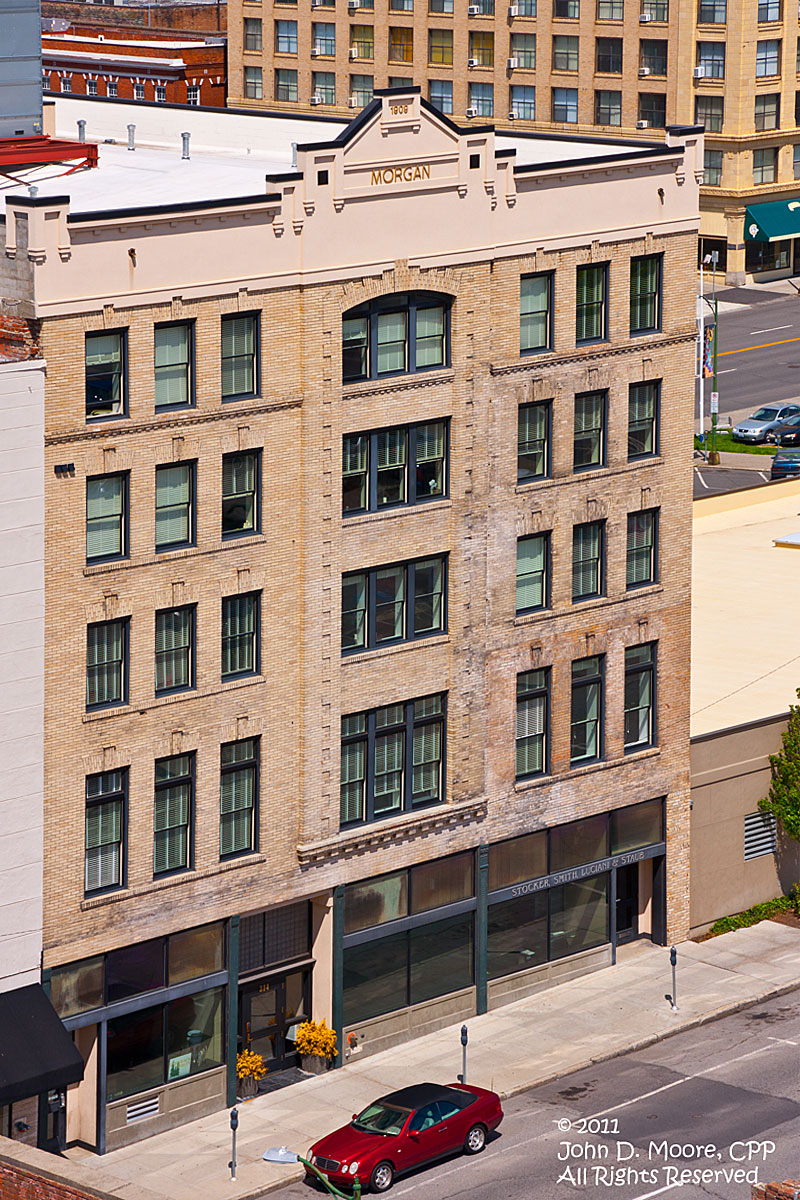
[0,984,85,1104]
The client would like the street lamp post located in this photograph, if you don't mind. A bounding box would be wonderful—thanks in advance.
[263,1147,362,1200]
[703,251,720,465]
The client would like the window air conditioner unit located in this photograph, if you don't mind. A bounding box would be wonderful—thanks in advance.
[468,56,480,66]
[311,0,322,6]
[310,93,323,104]
[349,47,359,58]
[693,65,705,78]
[348,95,359,107]
[347,0,360,9]
[507,55,519,68]
[508,109,517,118]
[468,5,481,13]
[639,11,652,19]
[311,46,321,56]
[638,66,650,76]
[636,118,650,127]
[465,106,478,116]
[508,3,519,12]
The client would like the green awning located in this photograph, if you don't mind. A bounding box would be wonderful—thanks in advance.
[745,198,800,243]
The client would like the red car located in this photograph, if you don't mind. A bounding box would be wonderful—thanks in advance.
[306,1081,503,1193]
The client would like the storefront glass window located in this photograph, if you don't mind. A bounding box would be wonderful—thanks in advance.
[410,852,473,914]
[611,799,663,853]
[488,832,547,891]
[549,875,609,960]
[166,987,224,1082]
[343,930,407,1024]
[169,924,224,985]
[106,939,165,1004]
[487,894,547,978]
[106,1007,165,1101]
[344,871,408,934]
[50,956,104,1017]
[409,914,473,1004]
[549,813,608,872]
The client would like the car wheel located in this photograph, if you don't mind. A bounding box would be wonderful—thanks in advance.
[370,1161,395,1193]
[464,1123,487,1155]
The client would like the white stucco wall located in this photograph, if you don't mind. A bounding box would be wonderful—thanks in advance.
[0,355,45,992]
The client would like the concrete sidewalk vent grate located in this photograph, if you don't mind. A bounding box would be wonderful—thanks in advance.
[126,1096,160,1123]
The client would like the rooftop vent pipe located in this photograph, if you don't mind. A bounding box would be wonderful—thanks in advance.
[181,132,190,160]
[77,119,86,143]
[127,124,135,151]
[291,141,297,169]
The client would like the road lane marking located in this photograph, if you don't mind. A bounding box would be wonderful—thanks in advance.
[694,469,709,489]
[759,472,769,481]
[767,1036,799,1045]
[750,324,793,334]
[719,335,800,356]
[715,367,736,373]
[631,1186,680,1200]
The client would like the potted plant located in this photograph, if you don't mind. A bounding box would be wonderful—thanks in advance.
[237,1048,267,1098]
[295,1019,337,1074]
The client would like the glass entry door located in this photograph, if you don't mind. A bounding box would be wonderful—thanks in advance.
[615,864,639,945]
[239,968,310,1071]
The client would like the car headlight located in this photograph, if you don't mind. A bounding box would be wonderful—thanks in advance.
[349,1163,360,1174]
[309,1154,317,1166]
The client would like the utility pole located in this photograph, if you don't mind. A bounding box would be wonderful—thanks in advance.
[708,251,720,465]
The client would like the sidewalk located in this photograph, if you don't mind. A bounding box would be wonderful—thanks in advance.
[70,922,800,1200]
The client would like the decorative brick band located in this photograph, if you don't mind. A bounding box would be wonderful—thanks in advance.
[297,796,487,864]
[490,330,697,377]
[44,397,301,447]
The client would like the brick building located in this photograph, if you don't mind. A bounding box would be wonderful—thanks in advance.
[0,92,698,1152]
[42,0,227,34]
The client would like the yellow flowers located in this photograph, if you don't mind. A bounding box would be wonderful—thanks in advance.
[237,1049,267,1080]
[295,1019,337,1060]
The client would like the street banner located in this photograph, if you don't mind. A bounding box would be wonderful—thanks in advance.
[703,325,714,378]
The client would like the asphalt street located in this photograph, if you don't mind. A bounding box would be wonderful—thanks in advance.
[276,990,800,1200]
[692,464,775,498]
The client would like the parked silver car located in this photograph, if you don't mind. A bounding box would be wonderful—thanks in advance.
[732,404,800,443]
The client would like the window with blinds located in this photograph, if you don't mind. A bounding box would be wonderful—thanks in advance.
[341,556,447,651]
[220,738,259,858]
[342,293,451,382]
[630,255,662,335]
[155,462,194,551]
[516,669,549,778]
[575,263,608,343]
[343,420,448,514]
[154,754,193,876]
[520,274,552,353]
[155,607,195,694]
[154,323,193,409]
[628,380,659,458]
[340,694,445,826]
[86,473,126,561]
[222,451,260,536]
[86,619,127,709]
[574,390,606,470]
[428,28,453,64]
[85,769,126,893]
[572,521,604,601]
[571,656,603,765]
[518,403,550,481]
[744,811,777,861]
[626,509,657,588]
[221,314,258,399]
[389,26,413,61]
[221,593,260,678]
[516,533,549,613]
[624,643,655,751]
[85,331,126,420]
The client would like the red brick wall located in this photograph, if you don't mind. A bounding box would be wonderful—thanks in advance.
[0,1161,105,1200]
[0,315,41,363]
[42,1,226,33]
[752,1183,800,1200]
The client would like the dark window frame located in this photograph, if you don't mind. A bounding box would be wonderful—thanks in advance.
[221,311,261,402]
[85,768,128,896]
[86,618,129,711]
[85,329,128,422]
[154,319,196,411]
[86,471,129,564]
[573,388,607,471]
[342,291,452,383]
[155,605,196,696]
[222,449,262,539]
[595,36,623,72]
[626,508,659,589]
[630,253,663,335]
[520,271,554,355]
[624,642,657,752]
[154,460,197,553]
[515,668,550,779]
[341,554,448,653]
[516,532,551,614]
[220,736,260,860]
[518,400,552,482]
[221,591,261,680]
[153,752,195,878]
[572,520,605,602]
[570,655,605,767]
[628,379,660,459]
[575,262,609,344]
[342,419,450,516]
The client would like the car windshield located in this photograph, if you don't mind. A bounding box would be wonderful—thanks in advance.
[352,1102,411,1136]
[752,408,778,420]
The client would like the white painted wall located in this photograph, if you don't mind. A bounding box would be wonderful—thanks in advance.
[0,356,45,993]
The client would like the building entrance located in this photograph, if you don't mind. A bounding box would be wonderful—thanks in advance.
[239,968,310,1071]
[615,864,639,944]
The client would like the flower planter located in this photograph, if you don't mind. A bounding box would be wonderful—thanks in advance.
[300,1054,329,1075]
[239,1073,259,1099]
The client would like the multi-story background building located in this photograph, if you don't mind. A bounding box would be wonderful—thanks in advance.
[0,91,699,1154]
[225,0,800,283]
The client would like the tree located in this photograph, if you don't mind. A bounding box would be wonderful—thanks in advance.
[759,690,800,842]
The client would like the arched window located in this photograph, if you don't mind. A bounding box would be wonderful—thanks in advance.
[342,291,452,383]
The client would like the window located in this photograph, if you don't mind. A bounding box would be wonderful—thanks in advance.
[244,17,262,50]
[87,79,98,96]
[756,39,780,76]
[154,323,193,409]
[221,313,259,399]
[221,592,260,678]
[275,19,297,52]
[342,556,447,651]
[572,521,604,601]
[551,87,578,122]
[86,473,127,562]
[313,22,336,54]
[470,30,494,65]
[638,92,666,127]
[223,450,261,536]
[275,68,298,101]
[574,390,605,469]
[640,0,667,15]
[107,80,118,97]
[186,84,199,104]
[746,239,790,272]
[520,273,552,352]
[350,75,374,105]
[797,37,800,73]
[597,0,623,15]
[470,0,494,12]
[755,93,779,130]
[794,145,800,179]
[155,462,194,551]
[342,292,450,382]
[570,656,603,765]
[85,769,126,893]
[695,94,724,130]
[698,0,725,19]
[704,148,723,185]
[350,25,374,58]
[595,89,621,124]
[576,264,607,343]
[554,0,579,14]
[220,738,258,857]
[87,619,128,709]
[596,37,622,73]
[314,72,336,103]
[340,694,445,825]
[154,754,193,876]
[429,79,453,112]
[628,380,659,457]
[242,67,261,99]
[624,643,655,751]
[517,0,536,11]
[154,85,166,103]
[389,27,413,61]
[696,41,724,77]
[133,83,145,100]
[518,402,550,481]
[391,0,413,9]
[754,146,778,183]
[553,35,579,71]
[343,420,448,514]
[511,86,536,119]
[155,607,195,694]
[744,811,777,860]
[511,34,536,68]
[85,331,126,419]
[758,0,780,18]
[630,254,662,334]
[469,82,494,115]
[641,39,667,73]
[516,669,549,778]
[429,0,454,11]
[516,534,549,612]
[429,28,453,63]
[627,509,658,587]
